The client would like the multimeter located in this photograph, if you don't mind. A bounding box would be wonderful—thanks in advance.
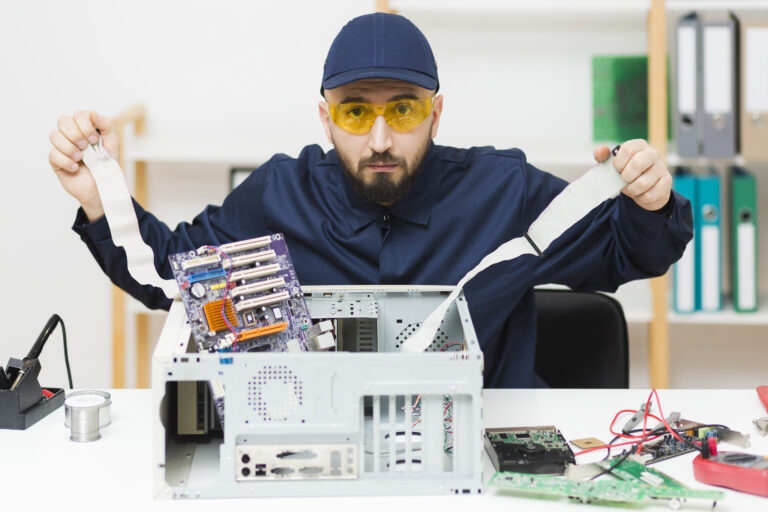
[693,451,768,497]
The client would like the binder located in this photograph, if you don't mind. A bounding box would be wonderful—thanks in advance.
[702,14,738,159]
[741,22,768,162]
[675,13,702,157]
[730,167,757,312]
[592,56,649,143]
[697,171,722,311]
[673,167,698,313]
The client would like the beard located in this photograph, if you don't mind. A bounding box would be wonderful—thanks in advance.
[334,134,431,206]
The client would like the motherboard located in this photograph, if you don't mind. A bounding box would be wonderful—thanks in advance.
[169,234,332,354]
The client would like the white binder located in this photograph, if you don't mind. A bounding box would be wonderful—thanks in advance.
[702,15,738,159]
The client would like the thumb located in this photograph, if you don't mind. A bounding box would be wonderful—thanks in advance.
[593,145,610,163]
[90,111,120,160]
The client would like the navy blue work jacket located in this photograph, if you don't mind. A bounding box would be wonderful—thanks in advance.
[73,143,693,388]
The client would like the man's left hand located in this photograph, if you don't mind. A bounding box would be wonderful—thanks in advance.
[593,139,672,212]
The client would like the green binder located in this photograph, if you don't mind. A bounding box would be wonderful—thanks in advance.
[730,167,758,312]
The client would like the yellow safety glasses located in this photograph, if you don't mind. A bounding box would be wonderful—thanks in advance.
[328,96,435,135]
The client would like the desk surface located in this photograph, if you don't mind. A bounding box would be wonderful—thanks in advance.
[3,389,767,511]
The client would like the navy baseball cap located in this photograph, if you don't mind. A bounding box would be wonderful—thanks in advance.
[321,13,439,94]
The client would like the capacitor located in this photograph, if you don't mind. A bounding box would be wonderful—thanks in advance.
[190,282,206,299]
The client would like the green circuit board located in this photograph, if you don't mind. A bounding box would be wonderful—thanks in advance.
[488,456,725,507]
[598,456,725,502]
[488,472,645,504]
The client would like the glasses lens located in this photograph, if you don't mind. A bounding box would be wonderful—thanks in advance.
[331,103,376,135]
[385,98,431,132]
[330,97,434,135]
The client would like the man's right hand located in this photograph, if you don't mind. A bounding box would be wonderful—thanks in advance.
[49,111,120,222]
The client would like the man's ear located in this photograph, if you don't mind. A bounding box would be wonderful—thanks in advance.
[318,101,333,143]
[430,94,444,139]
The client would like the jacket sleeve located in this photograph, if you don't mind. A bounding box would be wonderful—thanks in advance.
[520,158,694,291]
[71,166,270,310]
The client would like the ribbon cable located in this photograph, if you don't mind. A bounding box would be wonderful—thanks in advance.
[81,142,179,299]
[400,146,626,353]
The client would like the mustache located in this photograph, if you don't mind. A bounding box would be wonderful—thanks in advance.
[358,151,406,171]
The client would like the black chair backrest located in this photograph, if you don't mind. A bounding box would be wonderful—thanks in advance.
[533,289,629,388]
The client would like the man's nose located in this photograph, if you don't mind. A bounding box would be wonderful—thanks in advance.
[368,115,393,154]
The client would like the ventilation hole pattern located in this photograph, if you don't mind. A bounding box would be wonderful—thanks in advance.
[394,322,449,352]
[248,365,304,422]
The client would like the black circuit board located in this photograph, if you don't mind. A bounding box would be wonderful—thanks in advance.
[638,433,699,464]
[169,234,312,353]
[484,426,576,475]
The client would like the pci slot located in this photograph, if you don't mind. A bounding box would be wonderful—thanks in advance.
[230,264,281,282]
[188,269,227,284]
[221,250,276,269]
[231,277,285,297]
[238,322,289,341]
[218,236,272,254]
[181,254,220,271]
[235,291,290,312]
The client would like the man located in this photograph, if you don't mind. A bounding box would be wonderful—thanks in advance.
[48,13,692,388]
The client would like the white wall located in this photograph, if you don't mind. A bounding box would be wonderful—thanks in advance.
[0,0,371,389]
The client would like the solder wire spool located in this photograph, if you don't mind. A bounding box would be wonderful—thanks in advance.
[64,390,112,442]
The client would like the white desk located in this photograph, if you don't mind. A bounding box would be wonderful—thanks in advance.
[3,389,767,511]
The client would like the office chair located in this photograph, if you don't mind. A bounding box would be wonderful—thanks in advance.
[533,289,629,388]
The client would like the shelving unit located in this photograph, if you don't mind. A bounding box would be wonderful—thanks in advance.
[108,0,768,389]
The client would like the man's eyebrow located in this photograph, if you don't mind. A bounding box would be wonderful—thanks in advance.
[388,93,419,101]
[338,93,420,103]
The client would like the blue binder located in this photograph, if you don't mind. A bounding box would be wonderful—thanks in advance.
[696,171,722,311]
[673,167,698,312]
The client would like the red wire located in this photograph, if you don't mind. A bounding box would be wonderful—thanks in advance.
[609,412,664,439]
[650,388,701,447]
[574,388,701,458]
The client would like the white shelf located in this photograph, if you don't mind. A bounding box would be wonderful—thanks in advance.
[126,134,307,165]
[667,0,768,11]
[667,152,750,167]
[393,0,650,13]
[669,296,768,324]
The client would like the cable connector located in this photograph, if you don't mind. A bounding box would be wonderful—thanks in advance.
[622,403,650,435]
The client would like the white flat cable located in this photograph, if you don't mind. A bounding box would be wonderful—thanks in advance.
[81,141,179,299]
[400,147,627,353]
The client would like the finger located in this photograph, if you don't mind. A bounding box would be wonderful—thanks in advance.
[613,139,648,171]
[620,147,658,184]
[49,147,79,172]
[631,174,672,210]
[74,109,99,145]
[593,145,611,163]
[623,169,660,198]
[57,115,89,150]
[91,111,120,157]
[49,130,82,163]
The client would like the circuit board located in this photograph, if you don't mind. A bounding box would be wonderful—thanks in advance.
[598,456,725,502]
[488,472,645,504]
[484,426,575,474]
[169,235,322,354]
[637,432,701,464]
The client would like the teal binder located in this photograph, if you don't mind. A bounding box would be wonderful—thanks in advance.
[673,167,698,313]
[730,167,758,312]
[696,171,722,311]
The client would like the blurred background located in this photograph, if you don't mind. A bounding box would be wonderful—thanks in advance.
[1,0,766,390]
